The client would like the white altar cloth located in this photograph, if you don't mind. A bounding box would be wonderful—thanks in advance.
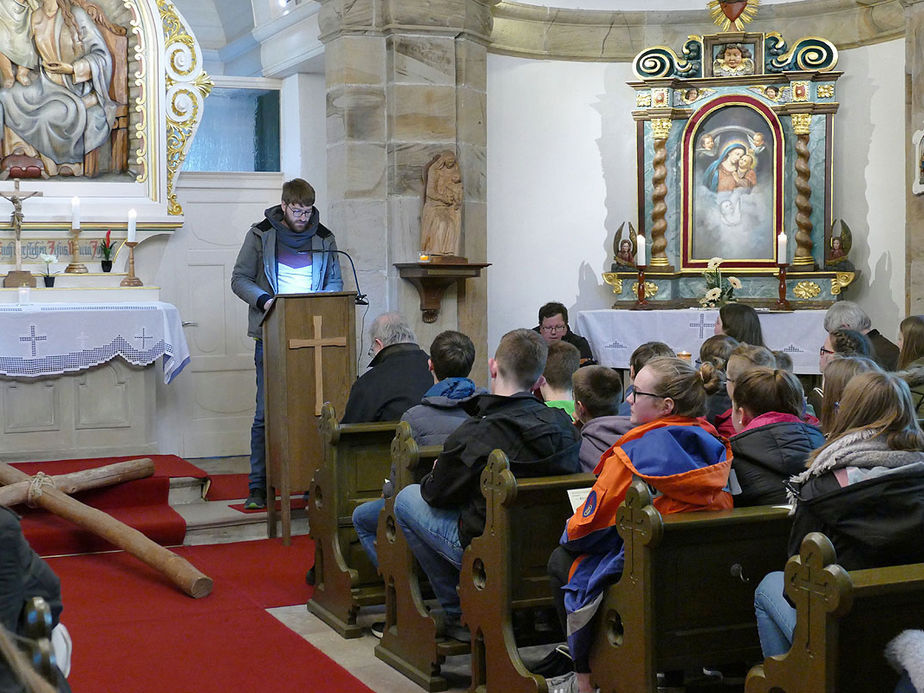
[575,309,827,375]
[0,302,190,383]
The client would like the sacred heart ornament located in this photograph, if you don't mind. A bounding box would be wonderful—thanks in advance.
[720,1,748,22]
[708,0,759,31]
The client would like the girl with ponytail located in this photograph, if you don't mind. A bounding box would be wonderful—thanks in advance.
[729,368,824,506]
[547,358,732,692]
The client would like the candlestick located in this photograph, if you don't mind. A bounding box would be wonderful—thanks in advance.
[127,208,137,243]
[631,264,652,310]
[64,210,88,273]
[777,232,787,265]
[120,241,143,287]
[776,263,791,310]
[636,233,646,266]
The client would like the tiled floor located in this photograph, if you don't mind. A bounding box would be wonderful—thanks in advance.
[188,456,476,691]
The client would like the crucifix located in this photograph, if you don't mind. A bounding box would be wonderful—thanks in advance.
[1,179,43,287]
[288,314,348,415]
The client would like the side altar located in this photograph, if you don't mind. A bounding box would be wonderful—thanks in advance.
[603,6,856,309]
[0,0,210,460]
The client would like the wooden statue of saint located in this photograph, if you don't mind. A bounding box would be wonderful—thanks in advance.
[420,150,464,259]
[825,219,854,270]
[611,221,638,270]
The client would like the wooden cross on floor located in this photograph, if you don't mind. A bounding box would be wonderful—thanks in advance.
[288,315,348,415]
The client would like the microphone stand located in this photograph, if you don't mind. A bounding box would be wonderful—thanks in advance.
[328,249,368,305]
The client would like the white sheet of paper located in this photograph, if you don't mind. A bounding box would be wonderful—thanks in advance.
[567,487,593,513]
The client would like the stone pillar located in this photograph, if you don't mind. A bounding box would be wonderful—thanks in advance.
[318,0,492,375]
[904,0,924,314]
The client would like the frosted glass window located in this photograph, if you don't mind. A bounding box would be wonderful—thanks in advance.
[185,88,280,172]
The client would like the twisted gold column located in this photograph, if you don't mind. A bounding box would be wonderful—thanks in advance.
[649,118,672,268]
[792,113,815,267]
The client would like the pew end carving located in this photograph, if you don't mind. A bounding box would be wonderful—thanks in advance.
[306,403,397,638]
[460,449,596,693]
[590,478,792,693]
[746,532,924,693]
[374,422,468,691]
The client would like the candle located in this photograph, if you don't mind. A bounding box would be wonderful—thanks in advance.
[777,232,787,265]
[127,208,137,243]
[636,233,646,266]
[71,196,80,229]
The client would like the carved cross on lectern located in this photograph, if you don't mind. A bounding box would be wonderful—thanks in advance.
[288,315,348,415]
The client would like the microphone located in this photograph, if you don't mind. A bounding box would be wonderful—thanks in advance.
[325,248,368,305]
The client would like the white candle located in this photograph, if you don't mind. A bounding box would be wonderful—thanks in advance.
[777,232,787,265]
[636,233,646,266]
[127,208,137,243]
[71,196,80,229]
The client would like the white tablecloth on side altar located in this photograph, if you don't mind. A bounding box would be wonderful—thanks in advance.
[575,309,827,375]
[0,302,190,383]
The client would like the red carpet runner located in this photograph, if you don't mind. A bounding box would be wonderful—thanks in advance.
[11,455,204,556]
[47,535,373,692]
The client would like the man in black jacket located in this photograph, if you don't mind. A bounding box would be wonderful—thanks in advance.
[340,312,433,423]
[394,329,581,641]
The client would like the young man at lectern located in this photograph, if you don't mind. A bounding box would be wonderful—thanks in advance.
[231,178,344,510]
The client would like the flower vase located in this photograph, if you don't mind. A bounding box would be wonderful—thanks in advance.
[101,260,113,272]
[43,275,55,287]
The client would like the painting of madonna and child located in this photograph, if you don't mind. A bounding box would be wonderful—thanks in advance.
[689,104,777,264]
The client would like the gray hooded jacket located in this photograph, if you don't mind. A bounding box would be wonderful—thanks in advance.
[231,205,344,338]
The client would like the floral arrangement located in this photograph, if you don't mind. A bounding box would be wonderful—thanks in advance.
[39,253,57,277]
[99,229,116,261]
[699,256,741,308]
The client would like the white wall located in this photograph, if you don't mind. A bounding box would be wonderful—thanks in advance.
[487,58,636,348]
[831,40,906,342]
[486,40,907,355]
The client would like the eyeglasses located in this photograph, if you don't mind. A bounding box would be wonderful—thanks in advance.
[286,205,313,218]
[819,346,835,356]
[629,389,665,401]
[540,324,567,334]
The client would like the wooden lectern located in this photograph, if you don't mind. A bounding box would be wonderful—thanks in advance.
[262,291,357,543]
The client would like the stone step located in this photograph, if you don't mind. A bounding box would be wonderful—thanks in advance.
[166,456,310,546]
[168,473,309,546]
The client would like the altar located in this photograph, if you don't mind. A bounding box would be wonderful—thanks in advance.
[576,308,827,375]
[0,301,190,461]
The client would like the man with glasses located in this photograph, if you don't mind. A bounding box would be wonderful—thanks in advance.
[532,301,596,366]
[232,178,343,510]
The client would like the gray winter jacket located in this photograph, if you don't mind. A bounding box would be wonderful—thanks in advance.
[231,205,344,338]
[578,415,634,473]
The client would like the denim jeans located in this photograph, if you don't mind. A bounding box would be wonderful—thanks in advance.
[353,497,385,569]
[754,571,797,658]
[394,484,464,618]
[249,339,265,492]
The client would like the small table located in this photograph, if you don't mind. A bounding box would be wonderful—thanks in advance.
[575,308,827,375]
[0,301,190,383]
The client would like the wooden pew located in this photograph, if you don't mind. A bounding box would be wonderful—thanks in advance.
[746,532,924,693]
[459,449,596,693]
[306,403,398,638]
[589,479,792,693]
[374,422,470,692]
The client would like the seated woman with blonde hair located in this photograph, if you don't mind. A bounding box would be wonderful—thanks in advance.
[546,357,732,693]
[729,368,824,506]
[754,370,924,659]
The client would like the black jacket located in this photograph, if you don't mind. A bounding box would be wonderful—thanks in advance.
[867,329,900,371]
[420,391,581,547]
[731,419,825,506]
[788,462,924,570]
[0,507,69,693]
[531,327,596,365]
[340,343,433,423]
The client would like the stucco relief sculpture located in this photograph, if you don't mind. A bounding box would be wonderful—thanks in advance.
[420,151,463,258]
[0,0,122,178]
